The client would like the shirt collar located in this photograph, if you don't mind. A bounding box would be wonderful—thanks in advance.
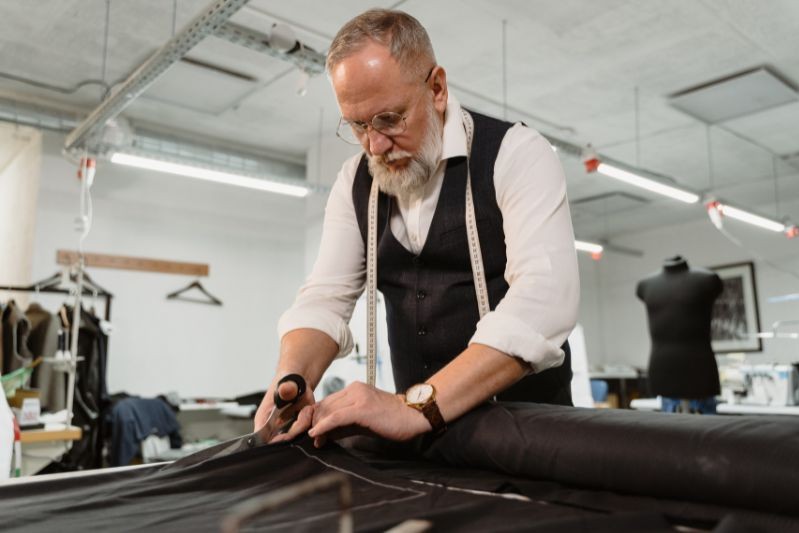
[441,93,468,161]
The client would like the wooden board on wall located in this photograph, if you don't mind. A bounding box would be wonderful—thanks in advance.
[57,250,209,277]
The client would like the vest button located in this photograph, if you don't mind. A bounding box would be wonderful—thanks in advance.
[423,363,430,370]
[417,327,427,336]
[416,290,426,300]
[412,257,423,267]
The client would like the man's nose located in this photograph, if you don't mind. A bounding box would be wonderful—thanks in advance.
[366,129,393,156]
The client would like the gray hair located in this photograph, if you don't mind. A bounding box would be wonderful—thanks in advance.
[326,9,436,81]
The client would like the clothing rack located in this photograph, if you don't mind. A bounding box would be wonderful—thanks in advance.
[2,266,113,437]
[0,271,113,321]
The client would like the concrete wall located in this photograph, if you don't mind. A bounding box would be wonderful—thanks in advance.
[0,124,42,307]
[29,133,306,398]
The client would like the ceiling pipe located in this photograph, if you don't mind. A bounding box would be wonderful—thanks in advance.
[0,97,324,194]
[213,22,326,75]
[64,0,251,154]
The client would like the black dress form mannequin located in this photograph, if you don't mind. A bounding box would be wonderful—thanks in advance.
[636,256,723,400]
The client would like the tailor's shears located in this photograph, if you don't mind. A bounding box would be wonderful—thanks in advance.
[167,374,307,469]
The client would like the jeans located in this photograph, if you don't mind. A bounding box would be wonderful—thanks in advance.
[661,396,717,414]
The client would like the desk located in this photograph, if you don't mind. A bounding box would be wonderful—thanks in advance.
[20,425,81,444]
[179,401,238,412]
[19,424,82,476]
[630,397,661,411]
[630,398,799,416]
[589,368,645,408]
[177,403,254,443]
[717,403,799,416]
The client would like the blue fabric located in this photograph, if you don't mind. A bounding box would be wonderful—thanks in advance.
[110,398,182,466]
[661,396,717,414]
[590,379,609,402]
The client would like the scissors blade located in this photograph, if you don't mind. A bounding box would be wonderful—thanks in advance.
[252,405,282,445]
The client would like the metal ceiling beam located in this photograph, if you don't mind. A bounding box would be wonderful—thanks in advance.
[0,96,79,133]
[64,0,251,154]
[214,22,326,75]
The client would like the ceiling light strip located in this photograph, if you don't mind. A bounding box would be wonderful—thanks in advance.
[596,163,700,204]
[110,152,310,198]
[718,203,785,232]
[575,240,603,254]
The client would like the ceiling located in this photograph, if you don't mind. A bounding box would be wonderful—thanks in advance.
[1,0,798,244]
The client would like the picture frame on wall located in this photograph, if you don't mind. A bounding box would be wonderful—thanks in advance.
[709,261,762,353]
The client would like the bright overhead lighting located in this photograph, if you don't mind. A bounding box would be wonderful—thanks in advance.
[717,203,785,232]
[575,240,604,254]
[110,152,311,198]
[596,163,699,204]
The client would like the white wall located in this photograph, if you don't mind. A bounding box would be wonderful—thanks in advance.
[0,125,41,307]
[578,209,799,369]
[30,133,306,398]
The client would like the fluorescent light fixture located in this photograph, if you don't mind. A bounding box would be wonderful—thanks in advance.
[717,203,785,233]
[110,152,310,198]
[575,240,604,254]
[596,163,699,204]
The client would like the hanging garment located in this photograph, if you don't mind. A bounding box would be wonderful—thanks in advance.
[108,397,182,466]
[40,306,109,472]
[1,300,34,375]
[25,303,65,412]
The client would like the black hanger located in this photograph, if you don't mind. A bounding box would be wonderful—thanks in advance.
[166,280,223,306]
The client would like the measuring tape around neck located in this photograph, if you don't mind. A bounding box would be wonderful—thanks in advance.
[365,108,489,386]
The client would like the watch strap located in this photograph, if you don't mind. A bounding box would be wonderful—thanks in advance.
[420,399,447,435]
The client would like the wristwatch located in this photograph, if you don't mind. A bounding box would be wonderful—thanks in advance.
[405,383,447,435]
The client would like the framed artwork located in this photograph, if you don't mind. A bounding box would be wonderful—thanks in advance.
[709,262,762,353]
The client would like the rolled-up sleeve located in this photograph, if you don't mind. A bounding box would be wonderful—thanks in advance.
[469,124,580,372]
[277,155,366,358]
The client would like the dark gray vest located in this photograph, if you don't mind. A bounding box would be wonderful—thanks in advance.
[353,110,572,405]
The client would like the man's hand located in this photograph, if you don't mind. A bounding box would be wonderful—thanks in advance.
[302,382,431,448]
[253,377,315,442]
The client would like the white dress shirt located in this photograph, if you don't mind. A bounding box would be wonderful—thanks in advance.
[278,95,580,372]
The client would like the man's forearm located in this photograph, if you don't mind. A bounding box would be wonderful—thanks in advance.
[275,328,340,391]
[426,343,530,423]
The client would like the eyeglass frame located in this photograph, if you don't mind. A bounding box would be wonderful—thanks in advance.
[335,65,437,145]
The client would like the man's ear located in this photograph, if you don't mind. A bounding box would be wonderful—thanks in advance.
[430,66,448,115]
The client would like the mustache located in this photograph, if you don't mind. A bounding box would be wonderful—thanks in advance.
[372,150,413,165]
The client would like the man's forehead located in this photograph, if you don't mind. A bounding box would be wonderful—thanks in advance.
[332,47,416,120]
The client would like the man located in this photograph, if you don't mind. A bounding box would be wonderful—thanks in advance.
[255,9,579,447]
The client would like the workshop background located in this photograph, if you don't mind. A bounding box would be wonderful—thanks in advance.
[1,1,798,403]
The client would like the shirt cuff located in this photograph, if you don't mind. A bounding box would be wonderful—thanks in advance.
[469,312,565,372]
[277,308,354,359]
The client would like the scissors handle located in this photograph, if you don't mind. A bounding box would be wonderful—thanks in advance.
[273,374,306,408]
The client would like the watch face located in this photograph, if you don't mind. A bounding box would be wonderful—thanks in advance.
[407,383,434,404]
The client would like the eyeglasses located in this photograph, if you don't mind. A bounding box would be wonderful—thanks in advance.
[336,66,436,145]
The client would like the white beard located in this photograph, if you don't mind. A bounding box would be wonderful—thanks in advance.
[367,102,443,198]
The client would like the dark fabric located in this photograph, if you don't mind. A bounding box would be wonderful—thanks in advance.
[3,408,799,531]
[1,300,33,375]
[26,302,66,411]
[636,257,723,398]
[352,109,571,402]
[41,307,110,472]
[0,439,713,533]
[109,397,182,466]
[417,403,799,517]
